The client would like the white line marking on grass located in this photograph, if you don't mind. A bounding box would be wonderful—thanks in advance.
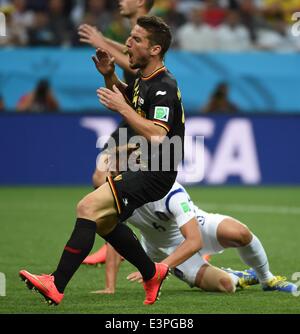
[197,203,300,215]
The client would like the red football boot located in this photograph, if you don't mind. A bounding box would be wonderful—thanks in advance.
[19,270,64,305]
[143,262,170,305]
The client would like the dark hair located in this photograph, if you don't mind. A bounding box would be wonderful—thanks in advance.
[137,16,172,59]
[213,82,228,98]
[35,79,50,101]
[144,0,155,11]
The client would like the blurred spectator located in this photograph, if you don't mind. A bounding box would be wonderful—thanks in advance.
[216,10,252,51]
[0,4,28,46]
[80,0,111,32]
[104,9,130,44]
[237,0,265,42]
[255,17,300,51]
[202,0,227,27]
[47,0,74,46]
[27,11,54,46]
[261,0,300,24]
[0,0,299,51]
[0,95,5,111]
[27,0,74,46]
[177,7,218,51]
[16,79,59,112]
[201,82,239,113]
[26,0,48,12]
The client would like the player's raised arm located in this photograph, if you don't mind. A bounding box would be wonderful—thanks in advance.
[79,24,127,53]
[79,24,137,75]
[92,48,128,93]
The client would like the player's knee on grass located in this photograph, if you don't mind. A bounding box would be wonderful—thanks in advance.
[219,276,236,293]
[195,264,236,293]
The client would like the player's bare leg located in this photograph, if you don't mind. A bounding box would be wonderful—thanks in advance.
[216,217,297,293]
[194,264,236,293]
[77,182,169,304]
[92,151,110,188]
[20,181,168,305]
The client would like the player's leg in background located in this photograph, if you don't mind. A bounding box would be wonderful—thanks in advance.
[217,217,297,293]
[92,151,110,189]
[172,251,236,293]
[194,264,236,293]
[216,217,298,293]
[88,151,114,266]
[216,217,274,283]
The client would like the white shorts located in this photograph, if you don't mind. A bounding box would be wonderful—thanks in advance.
[141,213,228,287]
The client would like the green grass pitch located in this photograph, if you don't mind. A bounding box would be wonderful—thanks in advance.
[0,186,300,314]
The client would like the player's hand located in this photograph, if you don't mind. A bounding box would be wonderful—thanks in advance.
[92,48,115,77]
[90,288,115,294]
[97,85,128,113]
[127,271,143,283]
[78,24,105,48]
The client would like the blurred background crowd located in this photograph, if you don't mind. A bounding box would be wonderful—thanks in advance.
[0,0,300,113]
[1,0,300,51]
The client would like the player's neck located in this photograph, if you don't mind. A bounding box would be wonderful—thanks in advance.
[140,61,165,78]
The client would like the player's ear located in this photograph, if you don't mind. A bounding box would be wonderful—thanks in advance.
[138,0,145,8]
[150,45,162,57]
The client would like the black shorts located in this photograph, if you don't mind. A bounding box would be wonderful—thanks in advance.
[107,170,177,222]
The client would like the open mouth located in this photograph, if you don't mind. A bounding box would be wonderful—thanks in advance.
[127,51,133,61]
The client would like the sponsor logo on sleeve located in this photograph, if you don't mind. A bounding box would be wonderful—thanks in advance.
[154,106,169,122]
[180,202,191,213]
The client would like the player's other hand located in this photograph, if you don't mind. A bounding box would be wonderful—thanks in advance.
[97,85,128,113]
[127,271,143,283]
[92,48,115,77]
[78,24,105,48]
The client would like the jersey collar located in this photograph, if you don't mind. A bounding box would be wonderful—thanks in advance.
[140,66,166,81]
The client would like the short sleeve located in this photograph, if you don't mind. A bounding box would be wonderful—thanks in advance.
[167,190,196,229]
[148,83,176,133]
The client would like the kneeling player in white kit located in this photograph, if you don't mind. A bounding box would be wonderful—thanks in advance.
[90,182,297,294]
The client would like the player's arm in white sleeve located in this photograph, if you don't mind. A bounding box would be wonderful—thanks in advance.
[92,243,123,294]
[162,191,203,268]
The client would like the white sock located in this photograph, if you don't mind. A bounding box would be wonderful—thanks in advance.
[228,273,239,286]
[237,234,273,283]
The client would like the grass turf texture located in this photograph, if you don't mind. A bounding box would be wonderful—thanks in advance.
[0,186,300,314]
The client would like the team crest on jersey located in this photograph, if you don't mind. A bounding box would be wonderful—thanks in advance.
[154,106,169,122]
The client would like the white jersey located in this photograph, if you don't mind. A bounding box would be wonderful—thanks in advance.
[127,181,222,253]
[127,181,228,286]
